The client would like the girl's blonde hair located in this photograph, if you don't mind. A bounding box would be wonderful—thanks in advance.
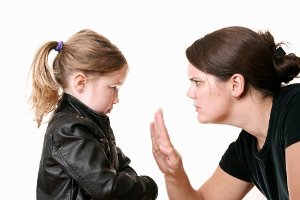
[27,29,128,127]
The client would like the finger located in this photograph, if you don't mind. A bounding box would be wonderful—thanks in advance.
[150,122,159,151]
[159,145,170,155]
[152,111,161,143]
[154,110,159,135]
[150,122,155,140]
[155,109,173,147]
[154,111,162,145]
[154,109,161,133]
[160,145,182,174]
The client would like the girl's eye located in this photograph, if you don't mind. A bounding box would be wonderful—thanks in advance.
[111,86,121,91]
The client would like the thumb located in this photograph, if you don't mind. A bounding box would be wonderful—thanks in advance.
[160,145,172,155]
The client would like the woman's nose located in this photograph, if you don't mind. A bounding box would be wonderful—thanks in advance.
[186,87,196,99]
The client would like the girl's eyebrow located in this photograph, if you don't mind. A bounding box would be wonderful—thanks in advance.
[111,79,122,84]
[112,80,124,85]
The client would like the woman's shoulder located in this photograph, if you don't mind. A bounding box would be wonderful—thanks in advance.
[280,83,300,94]
[271,83,300,124]
[275,83,300,102]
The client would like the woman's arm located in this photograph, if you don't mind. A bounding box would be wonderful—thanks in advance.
[198,166,254,200]
[150,109,253,200]
[150,109,202,199]
[286,141,300,199]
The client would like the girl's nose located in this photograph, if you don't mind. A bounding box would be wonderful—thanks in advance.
[113,91,119,104]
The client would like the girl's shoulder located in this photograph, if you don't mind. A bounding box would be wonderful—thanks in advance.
[47,111,97,138]
[49,111,94,129]
[46,110,107,147]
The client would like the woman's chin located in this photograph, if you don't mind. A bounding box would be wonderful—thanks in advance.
[197,116,209,124]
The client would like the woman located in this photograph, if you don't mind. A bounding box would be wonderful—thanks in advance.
[150,26,300,200]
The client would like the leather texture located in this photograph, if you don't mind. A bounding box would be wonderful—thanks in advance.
[37,93,158,200]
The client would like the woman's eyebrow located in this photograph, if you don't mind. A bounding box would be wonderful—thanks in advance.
[189,77,201,81]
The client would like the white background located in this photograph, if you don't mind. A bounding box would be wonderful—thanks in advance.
[1,1,299,199]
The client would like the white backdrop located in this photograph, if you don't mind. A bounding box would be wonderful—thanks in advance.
[1,1,299,199]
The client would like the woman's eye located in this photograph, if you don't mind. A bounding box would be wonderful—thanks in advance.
[195,81,200,86]
[111,86,117,90]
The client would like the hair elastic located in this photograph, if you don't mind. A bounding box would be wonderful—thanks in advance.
[55,41,64,52]
[274,46,286,58]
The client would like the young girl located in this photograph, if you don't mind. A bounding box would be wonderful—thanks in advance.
[27,29,158,200]
[151,26,300,199]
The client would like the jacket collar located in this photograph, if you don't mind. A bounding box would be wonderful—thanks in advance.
[57,93,110,130]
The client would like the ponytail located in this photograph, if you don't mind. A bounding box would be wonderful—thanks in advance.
[259,31,300,86]
[27,41,60,128]
[27,29,128,128]
[273,50,300,84]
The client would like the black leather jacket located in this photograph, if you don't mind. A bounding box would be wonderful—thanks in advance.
[37,93,158,200]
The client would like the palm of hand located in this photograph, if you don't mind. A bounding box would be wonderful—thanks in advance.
[150,109,183,176]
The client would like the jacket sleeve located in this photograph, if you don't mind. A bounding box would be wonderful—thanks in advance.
[51,117,157,200]
[116,147,158,199]
[117,146,137,175]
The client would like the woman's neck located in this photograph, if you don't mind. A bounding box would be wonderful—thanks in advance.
[229,91,273,150]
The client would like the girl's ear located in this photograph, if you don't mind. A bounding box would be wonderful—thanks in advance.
[231,74,245,98]
[73,73,87,93]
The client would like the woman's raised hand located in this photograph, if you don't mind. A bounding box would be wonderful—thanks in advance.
[150,109,183,176]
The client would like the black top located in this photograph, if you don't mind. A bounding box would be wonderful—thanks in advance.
[219,83,300,200]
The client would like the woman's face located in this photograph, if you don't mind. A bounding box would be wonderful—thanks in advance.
[186,62,234,124]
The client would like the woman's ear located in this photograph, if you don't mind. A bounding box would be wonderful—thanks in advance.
[231,74,245,98]
[73,73,87,93]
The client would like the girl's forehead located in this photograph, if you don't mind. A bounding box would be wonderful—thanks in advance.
[100,68,128,84]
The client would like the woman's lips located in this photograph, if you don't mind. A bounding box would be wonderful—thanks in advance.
[195,106,200,112]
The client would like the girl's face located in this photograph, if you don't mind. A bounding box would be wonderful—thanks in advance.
[81,67,128,115]
[186,62,233,124]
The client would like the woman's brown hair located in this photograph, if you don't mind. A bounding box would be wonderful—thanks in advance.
[186,26,300,98]
[27,29,127,127]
